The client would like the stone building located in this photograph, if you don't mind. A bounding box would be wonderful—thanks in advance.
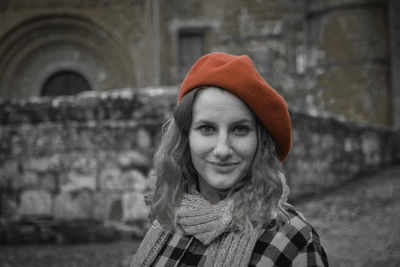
[0,0,398,128]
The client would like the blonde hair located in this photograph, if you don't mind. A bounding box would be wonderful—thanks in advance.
[150,88,289,231]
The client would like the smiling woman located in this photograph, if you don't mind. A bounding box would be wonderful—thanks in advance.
[131,53,328,267]
[189,88,258,201]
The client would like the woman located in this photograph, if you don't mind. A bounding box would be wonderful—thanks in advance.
[132,53,328,266]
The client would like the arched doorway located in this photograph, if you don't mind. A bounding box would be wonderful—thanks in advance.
[41,71,91,97]
[0,14,135,99]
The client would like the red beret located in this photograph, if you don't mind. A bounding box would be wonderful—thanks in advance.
[178,53,292,161]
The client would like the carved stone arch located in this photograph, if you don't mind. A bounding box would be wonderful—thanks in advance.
[0,14,135,100]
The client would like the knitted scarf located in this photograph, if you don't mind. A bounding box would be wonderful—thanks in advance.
[132,187,263,267]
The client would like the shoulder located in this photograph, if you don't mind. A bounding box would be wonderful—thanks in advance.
[131,222,170,267]
[251,205,328,266]
[257,206,316,254]
[278,205,318,246]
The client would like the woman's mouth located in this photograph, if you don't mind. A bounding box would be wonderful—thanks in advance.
[209,161,239,167]
[208,161,239,173]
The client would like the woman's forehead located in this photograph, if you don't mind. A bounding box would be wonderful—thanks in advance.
[192,87,255,121]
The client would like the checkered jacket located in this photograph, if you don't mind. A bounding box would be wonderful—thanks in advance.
[147,207,328,266]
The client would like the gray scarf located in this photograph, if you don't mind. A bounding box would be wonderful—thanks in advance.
[132,188,263,267]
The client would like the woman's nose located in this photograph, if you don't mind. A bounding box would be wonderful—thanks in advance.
[213,132,233,159]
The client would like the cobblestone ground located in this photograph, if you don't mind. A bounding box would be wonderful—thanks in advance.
[297,166,400,267]
[1,166,399,267]
[0,240,140,267]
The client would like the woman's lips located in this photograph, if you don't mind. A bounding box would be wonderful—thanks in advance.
[208,161,239,173]
[209,161,239,167]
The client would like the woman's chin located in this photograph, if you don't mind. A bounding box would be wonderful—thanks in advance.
[207,176,239,190]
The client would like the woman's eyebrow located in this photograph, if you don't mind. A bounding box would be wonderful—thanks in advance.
[191,119,255,127]
[232,119,254,123]
[191,119,215,125]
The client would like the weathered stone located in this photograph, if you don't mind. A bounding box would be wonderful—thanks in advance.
[344,137,356,152]
[137,128,152,150]
[53,189,93,220]
[121,169,147,192]
[10,134,27,157]
[117,150,150,171]
[389,0,400,129]
[361,132,381,166]
[92,192,121,221]
[25,155,60,173]
[70,153,98,176]
[91,192,107,221]
[37,224,57,243]
[320,134,336,150]
[18,189,52,217]
[306,2,390,127]
[61,171,96,191]
[93,191,148,224]
[21,172,39,188]
[99,168,123,190]
[38,172,57,191]
[0,160,19,190]
[122,191,149,222]
[0,194,18,220]
[1,224,39,244]
[108,198,123,221]
[32,126,66,155]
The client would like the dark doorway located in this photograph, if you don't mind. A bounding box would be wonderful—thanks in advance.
[41,71,91,97]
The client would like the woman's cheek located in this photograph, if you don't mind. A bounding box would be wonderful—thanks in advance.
[189,133,209,156]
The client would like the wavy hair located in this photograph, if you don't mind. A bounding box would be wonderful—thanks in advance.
[149,87,289,231]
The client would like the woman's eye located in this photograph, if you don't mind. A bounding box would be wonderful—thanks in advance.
[232,125,250,135]
[198,125,215,135]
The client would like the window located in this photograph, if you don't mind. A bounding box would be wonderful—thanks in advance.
[41,71,91,97]
[179,33,204,79]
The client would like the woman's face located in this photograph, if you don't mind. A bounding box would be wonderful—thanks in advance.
[189,87,258,193]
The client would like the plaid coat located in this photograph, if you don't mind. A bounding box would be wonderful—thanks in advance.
[136,207,328,267]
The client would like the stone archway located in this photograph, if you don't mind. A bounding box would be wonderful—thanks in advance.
[0,14,135,100]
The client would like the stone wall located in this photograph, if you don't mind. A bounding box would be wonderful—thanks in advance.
[0,87,399,243]
[0,87,177,243]
[304,0,391,126]
[286,112,400,197]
